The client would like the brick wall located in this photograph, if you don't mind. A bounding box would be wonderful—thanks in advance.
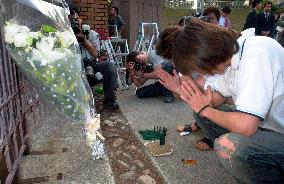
[73,0,108,33]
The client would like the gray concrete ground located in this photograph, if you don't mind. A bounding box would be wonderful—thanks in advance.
[18,81,237,184]
[116,83,237,184]
[18,113,115,184]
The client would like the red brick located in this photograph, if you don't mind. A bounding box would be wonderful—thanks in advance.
[101,17,108,21]
[81,15,88,20]
[95,12,105,16]
[95,25,102,28]
[81,7,88,12]
[98,0,108,5]
[83,12,94,16]
[94,20,105,24]
[80,12,88,16]
[73,0,107,30]
[102,9,108,13]
[88,8,95,12]
[95,8,108,13]
[98,4,105,8]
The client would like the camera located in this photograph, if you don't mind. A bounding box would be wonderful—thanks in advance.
[125,61,154,85]
[70,10,81,34]
[71,18,81,34]
[133,62,154,73]
[82,24,91,40]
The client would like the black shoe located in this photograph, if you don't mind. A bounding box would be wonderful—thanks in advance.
[103,101,119,110]
[164,93,174,103]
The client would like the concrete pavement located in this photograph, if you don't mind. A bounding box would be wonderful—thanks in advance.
[17,81,237,184]
[116,83,237,184]
[18,113,115,184]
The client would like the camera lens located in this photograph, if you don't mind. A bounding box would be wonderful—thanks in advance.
[134,63,142,70]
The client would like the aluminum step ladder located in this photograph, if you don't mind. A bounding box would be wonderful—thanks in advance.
[100,34,129,91]
[133,22,159,54]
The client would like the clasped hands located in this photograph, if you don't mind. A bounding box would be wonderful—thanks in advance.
[157,70,213,116]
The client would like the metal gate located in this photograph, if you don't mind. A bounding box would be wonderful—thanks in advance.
[0,26,46,183]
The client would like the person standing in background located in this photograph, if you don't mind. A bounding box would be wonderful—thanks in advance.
[202,6,221,25]
[219,6,232,28]
[255,1,275,37]
[108,6,125,38]
[243,0,262,30]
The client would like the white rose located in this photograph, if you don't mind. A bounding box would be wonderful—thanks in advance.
[13,34,29,48]
[4,34,14,44]
[31,47,66,66]
[31,48,50,66]
[19,25,30,33]
[55,31,75,48]
[4,23,20,44]
[36,37,55,52]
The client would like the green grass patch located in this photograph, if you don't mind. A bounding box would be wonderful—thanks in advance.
[161,8,193,28]
[229,7,251,31]
[161,7,251,32]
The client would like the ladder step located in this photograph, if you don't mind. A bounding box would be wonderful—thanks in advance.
[111,38,127,42]
[115,53,128,56]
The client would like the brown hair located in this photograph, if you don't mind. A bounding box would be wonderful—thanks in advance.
[156,26,182,60]
[126,51,139,63]
[203,6,221,21]
[156,17,240,75]
[263,1,272,8]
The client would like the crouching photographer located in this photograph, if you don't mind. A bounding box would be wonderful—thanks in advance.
[126,50,175,103]
[69,7,119,110]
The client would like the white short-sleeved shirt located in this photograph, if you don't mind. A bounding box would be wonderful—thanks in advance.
[190,72,219,91]
[219,16,226,27]
[216,34,284,134]
[81,30,100,60]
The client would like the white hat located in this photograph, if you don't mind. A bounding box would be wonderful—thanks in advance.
[82,24,91,31]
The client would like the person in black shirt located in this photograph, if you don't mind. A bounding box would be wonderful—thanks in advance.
[243,0,262,30]
[108,6,125,37]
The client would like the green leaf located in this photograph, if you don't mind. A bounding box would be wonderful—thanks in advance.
[54,38,62,48]
[41,25,57,33]
[69,82,75,92]
[26,36,38,48]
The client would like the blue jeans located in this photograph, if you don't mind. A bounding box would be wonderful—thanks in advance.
[194,104,284,183]
[136,62,173,98]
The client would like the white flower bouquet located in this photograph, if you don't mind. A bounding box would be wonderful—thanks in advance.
[5,21,92,122]
[0,0,104,159]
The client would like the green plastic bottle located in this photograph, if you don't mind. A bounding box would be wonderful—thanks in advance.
[95,86,104,94]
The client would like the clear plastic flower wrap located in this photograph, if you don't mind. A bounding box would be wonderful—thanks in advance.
[0,0,104,159]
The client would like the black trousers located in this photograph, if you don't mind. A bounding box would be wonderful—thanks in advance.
[86,61,117,104]
[136,62,173,98]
